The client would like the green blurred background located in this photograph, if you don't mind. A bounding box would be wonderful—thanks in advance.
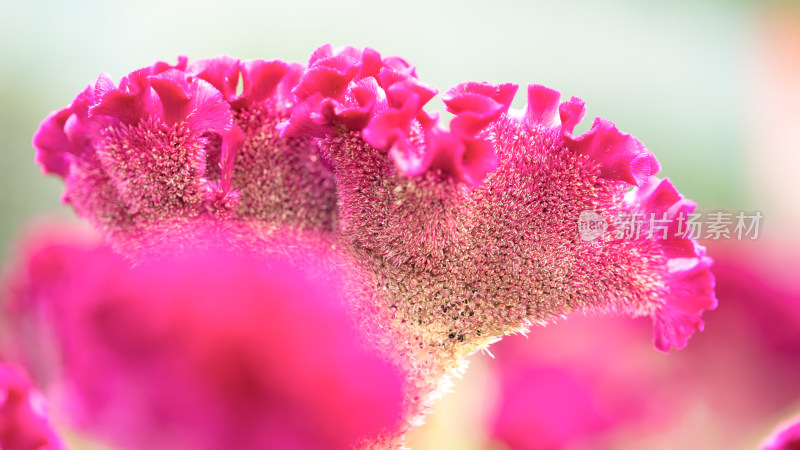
[0,0,761,255]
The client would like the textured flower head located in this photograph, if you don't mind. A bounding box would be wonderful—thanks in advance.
[276,46,715,352]
[3,228,404,450]
[29,44,717,445]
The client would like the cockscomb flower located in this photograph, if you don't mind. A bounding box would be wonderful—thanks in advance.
[29,44,716,445]
[279,47,715,348]
[3,228,404,450]
[0,363,65,450]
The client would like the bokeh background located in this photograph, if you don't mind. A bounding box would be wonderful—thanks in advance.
[1,0,798,448]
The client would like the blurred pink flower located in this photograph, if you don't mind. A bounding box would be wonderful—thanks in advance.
[4,229,404,450]
[490,363,617,449]
[485,317,679,450]
[0,363,65,450]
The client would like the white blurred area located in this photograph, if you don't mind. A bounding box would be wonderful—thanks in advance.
[747,3,800,245]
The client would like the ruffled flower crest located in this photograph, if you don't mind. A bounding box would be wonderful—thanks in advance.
[34,57,239,232]
[280,44,515,186]
[624,177,716,351]
[33,56,335,255]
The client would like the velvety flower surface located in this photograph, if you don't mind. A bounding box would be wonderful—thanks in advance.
[4,229,404,450]
[29,44,716,446]
[0,363,65,450]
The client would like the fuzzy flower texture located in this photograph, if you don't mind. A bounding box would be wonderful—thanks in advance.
[13,44,716,448]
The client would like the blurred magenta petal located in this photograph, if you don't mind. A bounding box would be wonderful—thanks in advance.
[0,363,65,450]
[485,318,680,449]
[762,415,800,450]
[491,364,612,449]
[4,230,404,450]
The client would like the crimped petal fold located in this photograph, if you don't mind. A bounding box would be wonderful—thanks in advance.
[524,84,561,128]
[565,118,661,186]
[626,177,717,351]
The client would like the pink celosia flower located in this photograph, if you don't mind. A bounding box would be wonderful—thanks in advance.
[0,363,65,450]
[29,44,716,445]
[4,229,404,450]
[762,415,800,450]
